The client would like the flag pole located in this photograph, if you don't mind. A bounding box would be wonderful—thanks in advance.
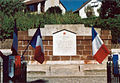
[21,23,41,60]
[21,41,30,60]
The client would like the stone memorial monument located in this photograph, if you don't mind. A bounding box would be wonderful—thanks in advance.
[18,24,111,64]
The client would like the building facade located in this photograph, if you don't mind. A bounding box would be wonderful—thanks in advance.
[24,0,102,18]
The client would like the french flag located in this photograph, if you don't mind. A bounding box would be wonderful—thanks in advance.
[11,19,18,55]
[92,27,110,64]
[30,28,44,64]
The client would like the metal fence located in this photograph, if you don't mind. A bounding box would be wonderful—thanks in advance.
[107,55,120,83]
[0,59,27,83]
[0,62,3,83]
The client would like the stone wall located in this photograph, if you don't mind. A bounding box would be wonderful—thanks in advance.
[18,24,112,64]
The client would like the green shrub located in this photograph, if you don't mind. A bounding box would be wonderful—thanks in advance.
[0,15,14,40]
[1,9,120,44]
[61,12,82,24]
[46,6,62,14]
[0,0,26,16]
[84,5,95,18]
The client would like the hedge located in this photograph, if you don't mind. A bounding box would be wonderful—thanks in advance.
[0,12,120,44]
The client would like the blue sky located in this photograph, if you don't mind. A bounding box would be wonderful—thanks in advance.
[60,0,88,11]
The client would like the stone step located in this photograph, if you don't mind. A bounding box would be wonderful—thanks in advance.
[27,64,107,77]
[84,69,107,75]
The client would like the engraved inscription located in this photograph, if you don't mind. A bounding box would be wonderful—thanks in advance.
[53,30,76,56]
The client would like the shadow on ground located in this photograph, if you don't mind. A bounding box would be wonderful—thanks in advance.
[28,79,49,83]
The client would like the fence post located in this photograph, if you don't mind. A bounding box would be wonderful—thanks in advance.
[21,61,27,82]
[107,55,112,83]
[0,62,1,83]
[118,60,120,82]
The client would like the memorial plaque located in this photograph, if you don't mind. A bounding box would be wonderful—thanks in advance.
[53,29,76,56]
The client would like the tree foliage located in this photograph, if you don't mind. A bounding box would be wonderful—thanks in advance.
[84,5,95,17]
[46,6,62,14]
[0,0,25,16]
[100,0,120,19]
[1,0,120,44]
[0,11,82,40]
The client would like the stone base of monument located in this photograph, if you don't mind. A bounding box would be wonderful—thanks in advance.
[27,59,108,65]
[27,64,107,83]
[27,63,107,76]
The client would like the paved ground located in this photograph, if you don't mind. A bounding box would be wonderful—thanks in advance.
[27,76,107,83]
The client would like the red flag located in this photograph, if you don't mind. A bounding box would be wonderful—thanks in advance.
[15,56,21,76]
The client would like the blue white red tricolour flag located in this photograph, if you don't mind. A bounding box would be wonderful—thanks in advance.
[8,56,15,78]
[11,19,18,55]
[92,27,110,64]
[30,28,44,64]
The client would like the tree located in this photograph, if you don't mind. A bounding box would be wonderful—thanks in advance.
[84,5,95,17]
[100,0,120,19]
[0,0,25,16]
[46,6,62,14]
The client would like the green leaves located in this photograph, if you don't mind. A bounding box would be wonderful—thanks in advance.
[1,11,120,44]
[0,0,25,16]
[100,0,120,19]
[0,12,82,40]
[46,6,62,14]
[0,0,120,44]
[0,15,14,40]
[84,5,95,18]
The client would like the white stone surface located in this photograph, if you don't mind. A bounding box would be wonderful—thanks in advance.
[0,49,12,55]
[111,49,120,60]
[28,24,101,36]
[46,61,85,64]
[53,30,76,56]
[111,49,120,54]
[0,49,12,62]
